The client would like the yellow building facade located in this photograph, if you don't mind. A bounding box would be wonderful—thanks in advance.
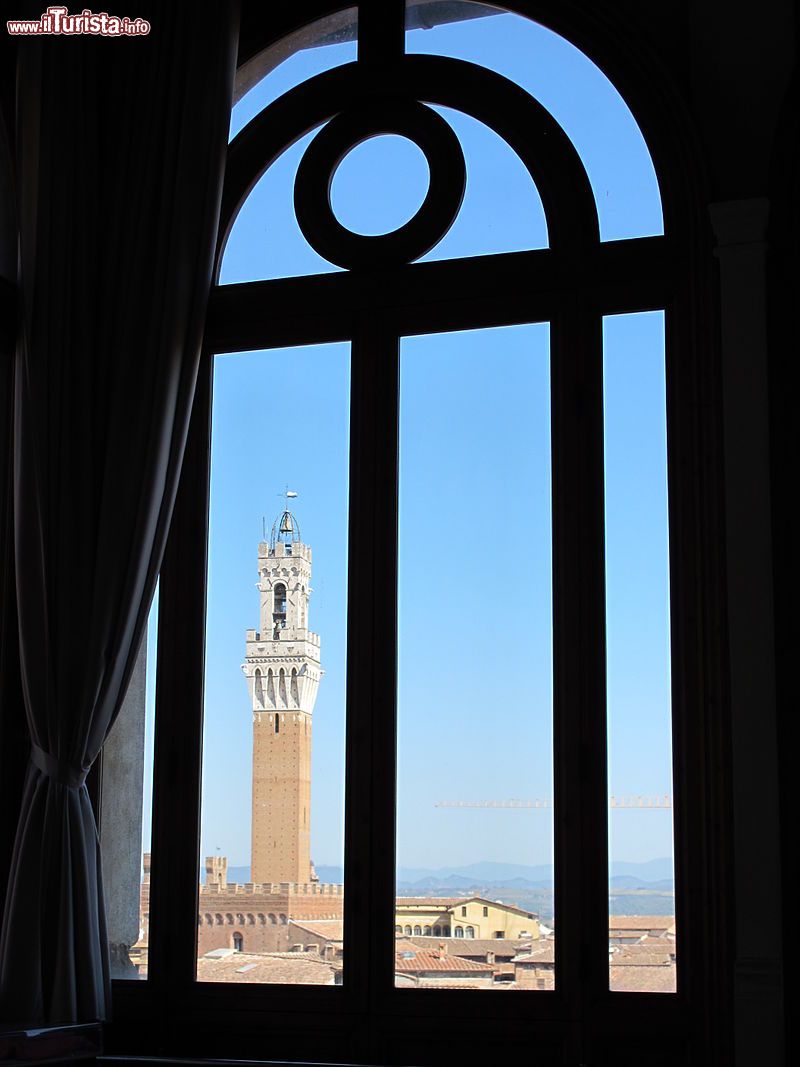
[395,897,540,941]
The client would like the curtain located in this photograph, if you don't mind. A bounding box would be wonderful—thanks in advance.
[0,5,239,1023]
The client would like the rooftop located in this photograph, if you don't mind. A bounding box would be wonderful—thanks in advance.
[609,915,676,931]
[289,919,344,943]
[196,951,338,985]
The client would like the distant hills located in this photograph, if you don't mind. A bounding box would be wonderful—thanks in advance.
[219,858,674,892]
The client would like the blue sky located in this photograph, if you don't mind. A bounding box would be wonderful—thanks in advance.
[139,9,673,875]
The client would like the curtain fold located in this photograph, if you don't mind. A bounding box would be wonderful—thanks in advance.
[0,5,239,1023]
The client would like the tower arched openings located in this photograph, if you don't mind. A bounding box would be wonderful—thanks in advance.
[273,582,287,626]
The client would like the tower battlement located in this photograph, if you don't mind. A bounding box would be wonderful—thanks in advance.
[199,879,343,898]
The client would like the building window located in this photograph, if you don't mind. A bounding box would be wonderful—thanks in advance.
[233,932,244,952]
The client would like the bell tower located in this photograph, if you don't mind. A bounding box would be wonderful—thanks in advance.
[242,504,321,884]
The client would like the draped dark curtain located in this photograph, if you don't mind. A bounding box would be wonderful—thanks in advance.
[0,6,239,1023]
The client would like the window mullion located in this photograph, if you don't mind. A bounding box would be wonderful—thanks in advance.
[147,349,214,1004]
[551,300,608,1047]
[343,319,400,1013]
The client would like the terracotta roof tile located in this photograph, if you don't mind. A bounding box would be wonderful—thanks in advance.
[395,898,468,909]
[196,951,337,985]
[288,919,343,942]
[609,965,677,993]
[395,950,497,974]
[513,942,556,964]
[609,915,675,930]
[406,936,530,958]
[395,896,538,919]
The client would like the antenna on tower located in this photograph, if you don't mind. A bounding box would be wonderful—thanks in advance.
[262,516,266,540]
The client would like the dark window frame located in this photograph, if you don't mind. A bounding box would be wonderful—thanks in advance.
[108,3,732,1064]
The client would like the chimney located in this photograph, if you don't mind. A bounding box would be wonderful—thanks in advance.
[486,951,495,965]
[438,941,447,956]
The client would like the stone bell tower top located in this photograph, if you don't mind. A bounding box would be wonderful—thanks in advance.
[243,507,321,676]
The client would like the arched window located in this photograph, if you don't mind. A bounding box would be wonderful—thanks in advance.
[268,913,277,925]
[273,583,287,623]
[214,914,223,927]
[145,1,731,1059]
[225,914,233,926]
[254,667,264,708]
[423,925,432,936]
[290,667,299,707]
[233,932,244,952]
[258,914,266,925]
[404,925,412,936]
[279,914,288,925]
[246,913,255,925]
[413,925,422,936]
[395,925,402,934]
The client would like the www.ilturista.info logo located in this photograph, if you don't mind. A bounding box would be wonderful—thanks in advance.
[7,5,150,35]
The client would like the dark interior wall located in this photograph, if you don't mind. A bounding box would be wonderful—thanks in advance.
[0,43,23,930]
[0,0,795,1061]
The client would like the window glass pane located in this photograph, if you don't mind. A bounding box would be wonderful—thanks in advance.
[230,11,357,139]
[102,584,158,980]
[416,105,548,262]
[396,323,554,990]
[222,127,339,284]
[223,12,358,283]
[197,344,349,985]
[603,311,676,993]
[405,2,663,241]
[330,135,431,237]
